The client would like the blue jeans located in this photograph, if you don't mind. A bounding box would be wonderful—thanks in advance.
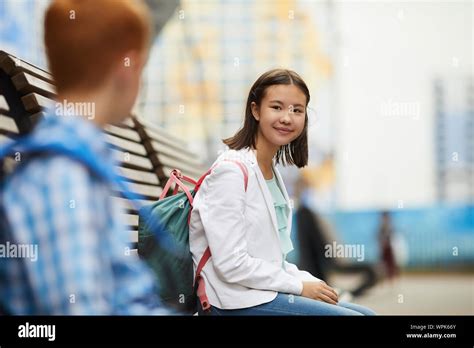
[202,293,376,316]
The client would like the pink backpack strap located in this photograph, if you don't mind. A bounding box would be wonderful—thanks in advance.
[222,159,248,191]
[194,247,211,311]
[159,169,196,202]
[193,159,248,312]
[194,159,248,193]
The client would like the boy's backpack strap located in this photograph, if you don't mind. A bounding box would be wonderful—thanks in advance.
[194,159,249,312]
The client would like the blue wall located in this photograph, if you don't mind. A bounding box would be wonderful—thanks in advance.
[322,205,473,267]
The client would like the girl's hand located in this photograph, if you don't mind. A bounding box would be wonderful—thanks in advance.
[301,280,339,305]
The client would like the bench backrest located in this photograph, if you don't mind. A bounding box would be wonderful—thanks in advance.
[0,50,205,253]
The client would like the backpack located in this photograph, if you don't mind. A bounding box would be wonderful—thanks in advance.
[137,160,248,313]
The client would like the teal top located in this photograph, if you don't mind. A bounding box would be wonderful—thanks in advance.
[265,174,294,261]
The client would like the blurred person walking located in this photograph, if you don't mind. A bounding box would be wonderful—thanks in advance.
[378,211,400,282]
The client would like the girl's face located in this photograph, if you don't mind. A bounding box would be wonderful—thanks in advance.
[251,83,307,150]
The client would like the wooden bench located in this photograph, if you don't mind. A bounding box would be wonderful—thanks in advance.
[0,50,206,253]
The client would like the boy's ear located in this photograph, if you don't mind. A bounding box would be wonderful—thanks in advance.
[121,50,145,72]
[251,101,260,121]
[112,50,145,86]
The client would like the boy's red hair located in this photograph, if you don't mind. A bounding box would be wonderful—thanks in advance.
[44,0,151,94]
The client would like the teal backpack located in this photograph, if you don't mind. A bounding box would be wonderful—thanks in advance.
[138,160,248,313]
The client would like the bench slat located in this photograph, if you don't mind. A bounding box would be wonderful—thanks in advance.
[105,124,141,142]
[138,117,186,147]
[21,93,54,113]
[129,230,138,243]
[0,133,14,144]
[122,213,139,228]
[0,95,10,114]
[12,72,56,98]
[145,127,187,153]
[111,196,155,214]
[115,166,159,185]
[30,111,46,125]
[111,149,153,171]
[157,153,204,178]
[114,182,162,200]
[150,139,203,167]
[0,114,19,135]
[0,51,54,83]
[127,182,162,199]
[106,133,147,156]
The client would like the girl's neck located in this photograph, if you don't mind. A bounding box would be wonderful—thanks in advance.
[254,134,279,180]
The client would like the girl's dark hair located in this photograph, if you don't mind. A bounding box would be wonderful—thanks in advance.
[223,68,309,168]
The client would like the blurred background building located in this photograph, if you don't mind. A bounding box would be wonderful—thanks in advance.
[0,0,472,313]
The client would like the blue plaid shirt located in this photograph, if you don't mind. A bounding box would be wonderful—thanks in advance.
[0,113,171,315]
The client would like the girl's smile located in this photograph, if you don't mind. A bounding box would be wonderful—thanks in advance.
[274,126,294,135]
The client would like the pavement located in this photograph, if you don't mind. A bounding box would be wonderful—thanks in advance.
[329,271,474,315]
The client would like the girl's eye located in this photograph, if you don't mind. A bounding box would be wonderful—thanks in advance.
[271,106,282,111]
[294,109,303,113]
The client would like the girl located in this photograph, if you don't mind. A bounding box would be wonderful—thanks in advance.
[189,69,375,315]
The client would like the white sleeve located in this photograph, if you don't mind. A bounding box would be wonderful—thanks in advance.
[283,261,323,282]
[200,162,303,295]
